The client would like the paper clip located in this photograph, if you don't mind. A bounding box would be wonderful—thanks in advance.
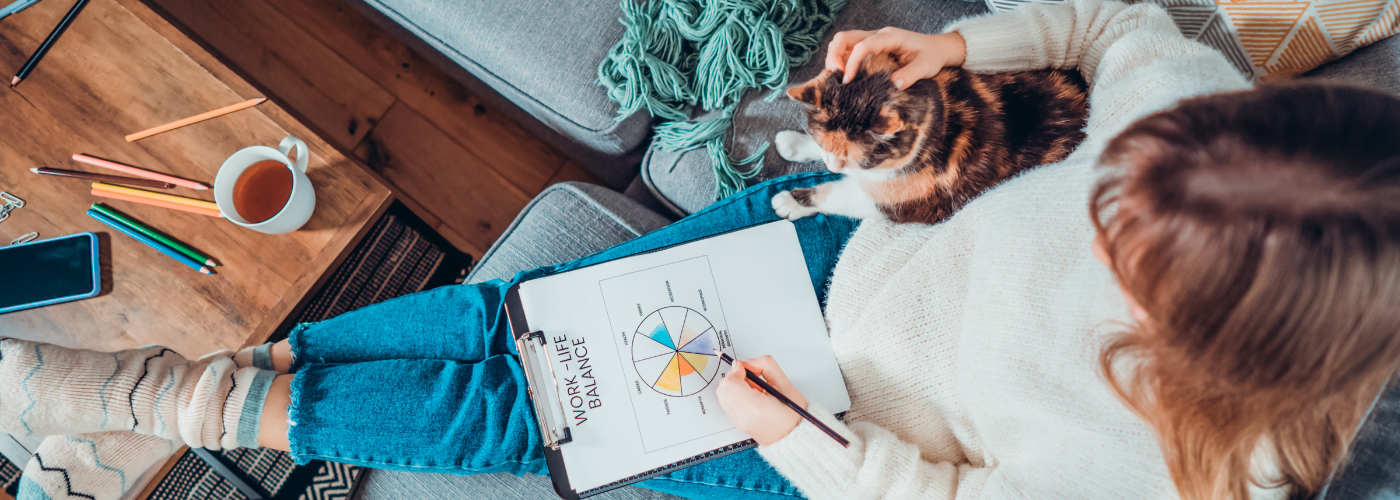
[0,192,23,224]
[9,232,37,246]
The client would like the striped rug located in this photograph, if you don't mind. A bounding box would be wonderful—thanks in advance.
[119,204,464,500]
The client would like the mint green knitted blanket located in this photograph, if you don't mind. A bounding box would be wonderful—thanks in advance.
[598,0,848,200]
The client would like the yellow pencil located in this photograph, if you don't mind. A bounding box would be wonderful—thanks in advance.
[125,97,267,142]
[91,182,219,212]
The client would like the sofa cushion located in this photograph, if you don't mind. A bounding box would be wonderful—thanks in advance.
[359,0,652,158]
[1305,34,1400,95]
[641,0,991,215]
[1319,379,1400,500]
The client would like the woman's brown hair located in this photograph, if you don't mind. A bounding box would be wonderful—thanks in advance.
[1091,83,1400,500]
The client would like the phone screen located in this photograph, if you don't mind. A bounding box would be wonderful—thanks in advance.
[0,234,99,312]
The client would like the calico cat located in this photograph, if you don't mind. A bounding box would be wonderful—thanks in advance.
[772,53,1090,224]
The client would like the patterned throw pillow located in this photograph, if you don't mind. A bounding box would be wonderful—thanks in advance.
[984,0,1400,80]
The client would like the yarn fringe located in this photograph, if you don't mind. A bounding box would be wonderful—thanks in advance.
[599,0,847,199]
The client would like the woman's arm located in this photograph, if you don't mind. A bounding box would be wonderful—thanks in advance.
[832,0,1249,135]
[950,0,1250,134]
[720,358,997,500]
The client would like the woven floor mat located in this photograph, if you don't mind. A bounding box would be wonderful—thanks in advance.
[140,205,467,500]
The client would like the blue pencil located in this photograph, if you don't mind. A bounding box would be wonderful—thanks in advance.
[87,209,212,275]
[0,0,44,21]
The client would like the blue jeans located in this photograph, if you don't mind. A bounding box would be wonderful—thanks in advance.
[284,172,854,500]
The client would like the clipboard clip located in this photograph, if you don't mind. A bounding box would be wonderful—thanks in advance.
[517,330,573,450]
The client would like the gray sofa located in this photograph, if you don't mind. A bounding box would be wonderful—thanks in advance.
[347,0,1400,498]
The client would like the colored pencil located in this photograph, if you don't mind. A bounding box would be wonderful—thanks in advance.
[90,189,223,218]
[90,203,217,267]
[72,154,209,190]
[31,167,175,189]
[87,209,212,274]
[91,182,218,211]
[10,0,88,87]
[716,351,851,448]
[0,0,45,21]
[125,97,267,142]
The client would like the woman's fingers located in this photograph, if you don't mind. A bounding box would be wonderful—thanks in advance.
[715,358,806,446]
[843,29,908,84]
[826,30,875,72]
[736,355,808,408]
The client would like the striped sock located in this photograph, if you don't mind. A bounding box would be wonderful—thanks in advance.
[0,338,275,450]
[17,432,173,500]
[230,343,277,372]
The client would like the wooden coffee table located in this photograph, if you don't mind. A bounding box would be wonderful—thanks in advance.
[0,0,393,358]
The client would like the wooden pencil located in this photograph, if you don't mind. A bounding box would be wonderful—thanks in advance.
[91,182,218,211]
[125,97,266,142]
[10,0,88,87]
[716,351,851,448]
[90,203,217,267]
[72,154,209,190]
[31,167,175,189]
[88,209,211,274]
[90,189,223,218]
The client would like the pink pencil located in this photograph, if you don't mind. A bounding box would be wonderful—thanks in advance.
[72,154,210,190]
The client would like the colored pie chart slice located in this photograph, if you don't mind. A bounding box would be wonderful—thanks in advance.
[634,332,675,361]
[678,328,718,355]
[679,352,712,381]
[654,355,682,392]
[635,352,676,386]
[660,308,688,349]
[680,371,708,396]
[646,321,675,350]
[677,325,700,350]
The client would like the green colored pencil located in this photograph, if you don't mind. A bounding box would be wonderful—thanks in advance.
[90,203,217,267]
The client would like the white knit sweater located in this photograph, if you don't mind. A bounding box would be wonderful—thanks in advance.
[755,1,1275,498]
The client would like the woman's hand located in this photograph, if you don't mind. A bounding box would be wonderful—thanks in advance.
[715,356,808,446]
[825,28,968,90]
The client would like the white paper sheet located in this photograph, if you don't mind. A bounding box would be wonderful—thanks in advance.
[517,221,851,492]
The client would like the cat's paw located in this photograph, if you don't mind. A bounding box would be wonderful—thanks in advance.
[772,191,818,221]
[775,130,823,163]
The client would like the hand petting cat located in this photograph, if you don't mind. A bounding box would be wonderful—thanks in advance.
[771,28,1088,225]
[826,29,967,89]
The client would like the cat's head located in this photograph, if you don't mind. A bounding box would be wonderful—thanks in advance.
[787,54,936,173]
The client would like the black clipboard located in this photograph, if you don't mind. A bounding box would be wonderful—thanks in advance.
[504,282,757,499]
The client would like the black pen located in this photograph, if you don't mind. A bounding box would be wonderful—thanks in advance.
[11,0,89,87]
[717,351,850,447]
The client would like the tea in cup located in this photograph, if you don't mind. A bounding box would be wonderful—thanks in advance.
[214,136,316,234]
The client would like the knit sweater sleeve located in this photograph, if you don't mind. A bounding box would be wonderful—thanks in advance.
[948,0,1249,136]
[759,404,996,499]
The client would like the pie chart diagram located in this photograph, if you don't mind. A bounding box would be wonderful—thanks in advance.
[632,306,724,397]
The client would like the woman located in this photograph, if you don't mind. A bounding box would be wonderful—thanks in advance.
[4,0,1398,499]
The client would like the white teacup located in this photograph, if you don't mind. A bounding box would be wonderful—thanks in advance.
[214,136,316,235]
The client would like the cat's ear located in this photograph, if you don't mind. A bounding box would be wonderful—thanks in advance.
[872,104,905,136]
[786,71,830,109]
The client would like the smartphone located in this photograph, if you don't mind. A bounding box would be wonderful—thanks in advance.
[0,232,102,314]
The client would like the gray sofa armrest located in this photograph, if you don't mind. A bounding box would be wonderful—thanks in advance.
[466,182,671,284]
[352,0,653,188]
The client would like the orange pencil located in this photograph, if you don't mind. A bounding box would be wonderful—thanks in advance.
[125,97,266,142]
[91,189,224,218]
[91,182,219,211]
[73,154,210,190]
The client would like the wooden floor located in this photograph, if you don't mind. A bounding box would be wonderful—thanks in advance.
[142,0,601,258]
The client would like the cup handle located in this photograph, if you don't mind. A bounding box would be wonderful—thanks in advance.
[279,136,310,173]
